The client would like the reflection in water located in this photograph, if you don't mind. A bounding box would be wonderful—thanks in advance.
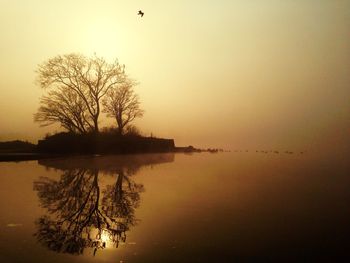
[33,154,174,255]
[34,168,142,255]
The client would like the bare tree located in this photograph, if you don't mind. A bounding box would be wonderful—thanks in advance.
[34,86,92,133]
[36,53,126,133]
[102,81,144,135]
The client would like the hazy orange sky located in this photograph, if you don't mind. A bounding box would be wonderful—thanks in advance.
[0,0,349,151]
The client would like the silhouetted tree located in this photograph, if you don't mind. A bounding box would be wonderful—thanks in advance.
[34,87,91,133]
[102,81,144,135]
[35,53,126,133]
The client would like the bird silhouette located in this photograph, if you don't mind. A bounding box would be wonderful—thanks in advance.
[138,10,144,17]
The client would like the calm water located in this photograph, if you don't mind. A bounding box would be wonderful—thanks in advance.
[0,152,349,262]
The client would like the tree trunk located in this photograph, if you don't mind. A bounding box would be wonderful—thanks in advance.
[93,118,99,133]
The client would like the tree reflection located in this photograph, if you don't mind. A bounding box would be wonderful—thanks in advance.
[33,167,143,255]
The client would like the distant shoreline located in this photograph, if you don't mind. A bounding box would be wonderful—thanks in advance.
[0,148,221,162]
[0,136,222,162]
[0,153,58,162]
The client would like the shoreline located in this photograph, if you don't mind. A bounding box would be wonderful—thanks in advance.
[0,153,62,162]
[0,147,220,162]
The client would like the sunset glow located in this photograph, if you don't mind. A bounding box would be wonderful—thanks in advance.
[0,0,349,152]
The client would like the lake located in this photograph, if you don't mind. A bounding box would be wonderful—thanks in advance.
[0,152,349,262]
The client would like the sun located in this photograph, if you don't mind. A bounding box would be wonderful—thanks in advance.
[80,17,130,59]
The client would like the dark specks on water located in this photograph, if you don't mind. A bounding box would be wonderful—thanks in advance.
[0,152,349,262]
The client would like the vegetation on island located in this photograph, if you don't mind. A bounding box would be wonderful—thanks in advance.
[29,53,175,154]
[34,53,143,135]
[0,53,213,159]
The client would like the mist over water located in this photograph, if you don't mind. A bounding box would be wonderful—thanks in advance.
[0,152,348,262]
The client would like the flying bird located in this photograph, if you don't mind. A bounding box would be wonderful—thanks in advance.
[138,10,144,17]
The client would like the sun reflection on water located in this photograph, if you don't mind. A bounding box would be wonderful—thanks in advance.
[100,229,112,248]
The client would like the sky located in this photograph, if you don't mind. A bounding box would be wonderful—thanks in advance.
[0,0,349,151]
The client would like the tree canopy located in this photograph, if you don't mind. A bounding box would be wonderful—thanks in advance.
[34,86,90,133]
[102,81,144,135]
[34,53,143,134]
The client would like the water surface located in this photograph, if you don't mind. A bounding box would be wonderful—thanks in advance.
[0,152,349,262]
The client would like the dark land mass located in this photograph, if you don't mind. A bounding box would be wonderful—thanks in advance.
[0,140,37,153]
[0,132,220,162]
[37,132,175,154]
[0,140,43,162]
